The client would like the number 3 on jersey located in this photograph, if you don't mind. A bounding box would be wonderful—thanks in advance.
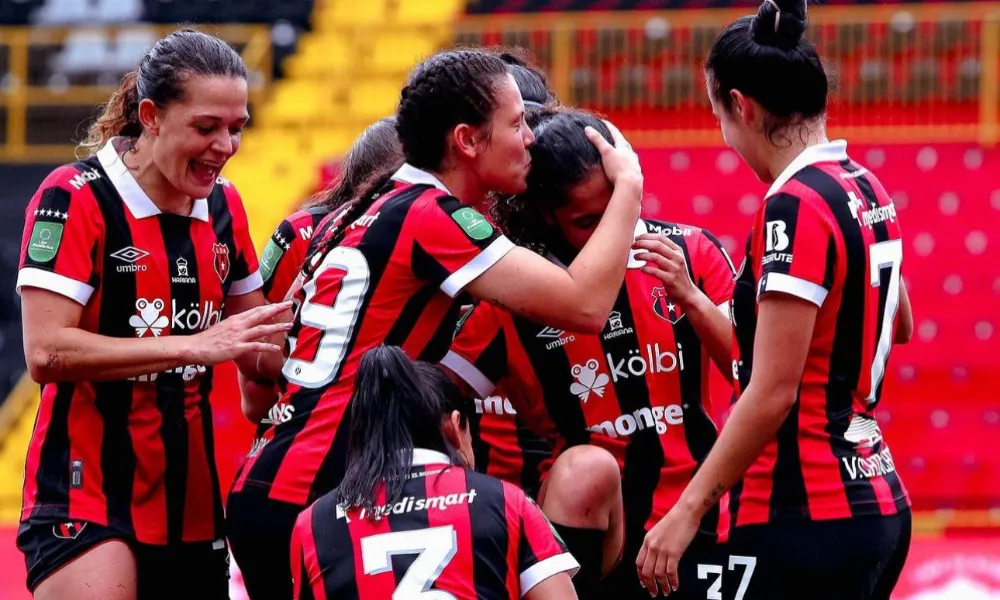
[867,239,902,404]
[283,246,370,388]
[361,526,459,600]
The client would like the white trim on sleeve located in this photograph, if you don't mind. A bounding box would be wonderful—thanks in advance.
[520,553,580,597]
[441,351,496,399]
[440,236,515,298]
[758,272,828,307]
[716,301,732,320]
[16,268,93,306]
[229,270,264,296]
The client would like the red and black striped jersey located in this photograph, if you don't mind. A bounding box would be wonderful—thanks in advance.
[260,206,333,304]
[234,164,516,506]
[15,138,262,545]
[729,140,910,527]
[443,219,735,536]
[290,449,578,600]
[472,391,551,499]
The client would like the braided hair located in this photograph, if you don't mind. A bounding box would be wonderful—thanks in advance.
[395,49,510,171]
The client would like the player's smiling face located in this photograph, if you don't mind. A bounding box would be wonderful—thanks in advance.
[151,75,249,199]
[473,74,535,196]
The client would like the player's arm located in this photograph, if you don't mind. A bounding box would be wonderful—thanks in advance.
[440,303,509,400]
[515,487,581,599]
[524,573,578,600]
[465,127,643,334]
[632,232,734,381]
[23,288,289,383]
[239,371,278,424]
[895,278,912,344]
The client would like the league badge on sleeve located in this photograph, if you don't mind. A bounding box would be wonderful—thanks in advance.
[213,243,231,283]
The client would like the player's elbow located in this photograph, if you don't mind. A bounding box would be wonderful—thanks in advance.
[26,346,59,384]
[561,308,607,335]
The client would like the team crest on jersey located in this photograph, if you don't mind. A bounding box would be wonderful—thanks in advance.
[52,521,86,540]
[651,287,684,324]
[213,243,231,283]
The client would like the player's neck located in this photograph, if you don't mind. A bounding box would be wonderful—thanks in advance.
[431,169,489,210]
[764,121,830,185]
[122,138,195,216]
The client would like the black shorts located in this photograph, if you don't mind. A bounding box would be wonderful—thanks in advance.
[17,518,230,598]
[226,488,305,600]
[722,510,912,600]
[597,529,729,600]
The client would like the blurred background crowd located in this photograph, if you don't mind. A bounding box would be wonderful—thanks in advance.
[0,0,997,597]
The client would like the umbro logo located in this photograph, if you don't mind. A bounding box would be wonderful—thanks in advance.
[537,327,575,350]
[111,246,150,273]
[536,327,566,339]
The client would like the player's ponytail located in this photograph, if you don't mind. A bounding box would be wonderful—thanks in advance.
[491,108,613,254]
[79,69,143,157]
[333,346,469,518]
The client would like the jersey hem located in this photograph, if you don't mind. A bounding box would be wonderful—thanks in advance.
[520,552,580,596]
[758,272,828,307]
[440,236,515,298]
[441,351,495,398]
[732,495,911,527]
[16,268,93,305]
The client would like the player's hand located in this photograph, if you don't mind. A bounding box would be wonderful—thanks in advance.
[633,234,697,307]
[585,121,642,186]
[636,504,699,596]
[190,301,293,365]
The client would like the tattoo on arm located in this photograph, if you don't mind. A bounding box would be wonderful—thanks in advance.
[703,483,726,509]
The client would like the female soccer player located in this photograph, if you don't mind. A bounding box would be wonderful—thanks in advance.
[635,1,914,598]
[226,48,643,600]
[15,29,290,600]
[290,345,579,600]
[443,107,736,600]
[240,117,404,423]
[468,50,557,499]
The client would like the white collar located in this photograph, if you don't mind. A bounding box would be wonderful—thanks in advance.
[391,163,452,194]
[97,137,210,222]
[411,448,452,466]
[765,140,849,198]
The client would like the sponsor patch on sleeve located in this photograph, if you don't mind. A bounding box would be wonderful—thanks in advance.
[259,239,285,282]
[27,221,64,263]
[451,207,494,241]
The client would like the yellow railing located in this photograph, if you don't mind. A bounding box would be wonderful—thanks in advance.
[456,2,1000,147]
[0,24,272,163]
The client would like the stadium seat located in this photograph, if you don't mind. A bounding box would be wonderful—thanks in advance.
[284,32,352,78]
[348,78,402,122]
[317,0,388,28]
[370,33,441,73]
[49,30,109,75]
[395,0,465,25]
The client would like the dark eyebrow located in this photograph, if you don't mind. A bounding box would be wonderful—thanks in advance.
[191,114,250,123]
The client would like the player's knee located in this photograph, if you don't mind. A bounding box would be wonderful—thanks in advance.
[543,445,620,527]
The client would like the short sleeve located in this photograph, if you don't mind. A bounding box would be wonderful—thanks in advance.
[261,213,313,304]
[441,302,512,398]
[755,193,835,307]
[412,194,515,298]
[223,180,263,296]
[514,487,579,595]
[16,166,102,306]
[694,228,737,312]
[290,505,319,600]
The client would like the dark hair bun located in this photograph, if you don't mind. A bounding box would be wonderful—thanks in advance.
[751,0,808,50]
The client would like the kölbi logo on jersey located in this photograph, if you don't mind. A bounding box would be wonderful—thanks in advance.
[130,297,222,336]
[570,344,685,400]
